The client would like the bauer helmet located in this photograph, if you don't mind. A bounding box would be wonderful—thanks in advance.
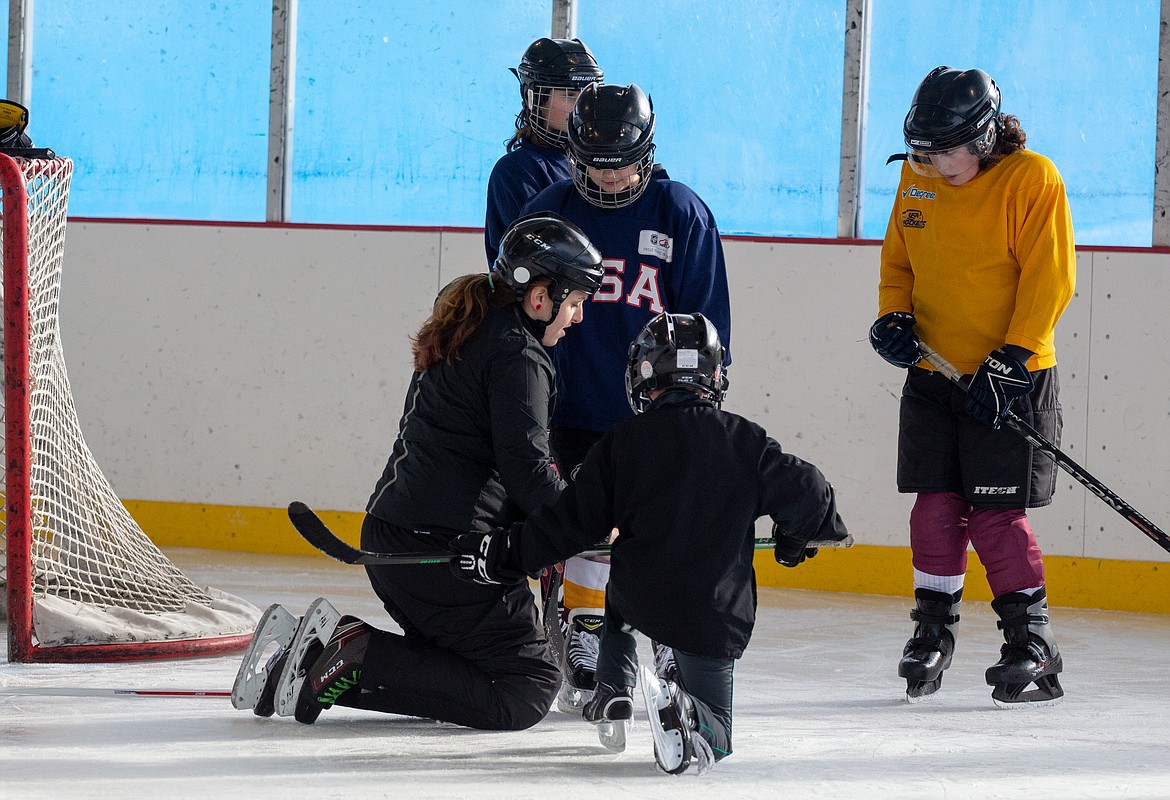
[567,83,656,209]
[492,212,604,315]
[513,38,603,148]
[897,66,1000,178]
[626,312,727,414]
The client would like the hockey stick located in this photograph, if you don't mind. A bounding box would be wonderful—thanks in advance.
[0,687,230,698]
[287,502,854,566]
[918,342,1170,555]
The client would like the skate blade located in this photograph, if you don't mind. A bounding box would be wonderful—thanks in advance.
[904,677,943,704]
[274,597,342,718]
[595,718,630,752]
[991,675,1064,708]
[231,604,298,711]
[556,682,594,714]
[638,665,690,775]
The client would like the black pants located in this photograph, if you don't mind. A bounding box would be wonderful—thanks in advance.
[595,595,734,760]
[344,515,560,730]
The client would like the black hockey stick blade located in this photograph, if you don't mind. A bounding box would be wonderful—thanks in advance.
[287,502,456,565]
[288,502,856,568]
[917,343,1170,555]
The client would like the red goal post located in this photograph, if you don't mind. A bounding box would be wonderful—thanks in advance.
[1,153,259,662]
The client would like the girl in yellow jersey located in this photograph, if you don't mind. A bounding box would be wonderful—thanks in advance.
[869,66,1075,707]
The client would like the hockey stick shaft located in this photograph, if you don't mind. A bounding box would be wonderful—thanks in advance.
[288,502,853,566]
[918,342,1170,554]
[0,687,230,698]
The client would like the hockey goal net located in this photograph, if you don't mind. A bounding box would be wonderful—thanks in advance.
[1,153,258,662]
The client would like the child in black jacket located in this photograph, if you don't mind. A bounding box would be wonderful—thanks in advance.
[451,312,849,774]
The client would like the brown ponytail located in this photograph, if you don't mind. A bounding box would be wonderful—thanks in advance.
[982,113,1027,171]
[411,275,508,371]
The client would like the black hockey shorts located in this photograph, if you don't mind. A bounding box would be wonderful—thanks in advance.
[897,365,1062,509]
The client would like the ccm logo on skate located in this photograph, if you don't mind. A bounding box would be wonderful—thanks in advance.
[314,658,346,690]
[973,486,1019,495]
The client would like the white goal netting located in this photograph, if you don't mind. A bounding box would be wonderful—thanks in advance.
[1,156,258,659]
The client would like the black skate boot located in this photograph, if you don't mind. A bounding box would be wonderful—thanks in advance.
[638,666,715,776]
[583,682,633,752]
[292,615,373,724]
[557,609,603,713]
[898,588,961,702]
[986,588,1063,707]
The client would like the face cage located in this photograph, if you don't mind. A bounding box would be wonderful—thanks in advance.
[905,122,996,179]
[525,84,585,148]
[570,147,655,209]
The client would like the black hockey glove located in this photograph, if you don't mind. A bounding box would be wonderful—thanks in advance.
[449,528,528,586]
[964,347,1034,429]
[869,312,922,369]
[772,524,819,569]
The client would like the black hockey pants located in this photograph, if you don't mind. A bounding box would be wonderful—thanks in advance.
[347,515,560,730]
[596,597,734,760]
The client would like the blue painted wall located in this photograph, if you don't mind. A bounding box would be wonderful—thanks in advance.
[19,1,1162,245]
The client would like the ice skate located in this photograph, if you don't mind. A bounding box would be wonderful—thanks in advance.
[582,681,633,752]
[272,597,343,719]
[557,609,603,713]
[231,603,298,714]
[292,615,374,724]
[986,588,1064,708]
[638,666,713,776]
[651,640,678,683]
[898,588,961,702]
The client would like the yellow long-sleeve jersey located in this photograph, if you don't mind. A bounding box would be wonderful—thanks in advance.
[878,149,1076,373]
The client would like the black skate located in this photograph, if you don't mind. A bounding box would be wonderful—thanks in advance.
[232,603,297,715]
[638,666,714,776]
[292,614,373,724]
[583,682,633,752]
[557,610,603,713]
[272,597,343,719]
[986,589,1064,708]
[898,588,961,702]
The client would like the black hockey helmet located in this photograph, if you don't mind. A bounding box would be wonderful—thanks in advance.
[626,312,727,414]
[0,99,32,150]
[567,83,656,209]
[491,212,604,315]
[512,38,603,147]
[904,66,1000,155]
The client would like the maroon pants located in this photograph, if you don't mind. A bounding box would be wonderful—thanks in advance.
[909,491,1045,596]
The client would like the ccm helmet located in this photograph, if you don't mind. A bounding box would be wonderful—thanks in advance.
[492,212,604,315]
[513,38,603,147]
[899,66,1000,177]
[567,83,656,209]
[626,312,727,414]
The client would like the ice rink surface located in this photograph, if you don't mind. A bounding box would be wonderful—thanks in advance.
[1,548,1167,800]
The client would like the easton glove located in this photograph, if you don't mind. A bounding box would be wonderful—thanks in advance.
[964,347,1034,429]
[869,312,922,368]
[449,528,528,586]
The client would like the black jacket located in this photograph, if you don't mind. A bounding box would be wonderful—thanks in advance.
[367,303,565,537]
[513,391,848,659]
